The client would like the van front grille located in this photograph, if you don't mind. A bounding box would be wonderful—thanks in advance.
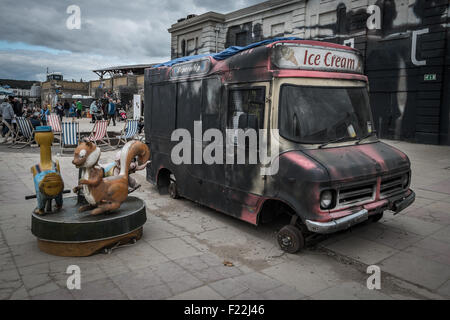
[380,175,404,197]
[337,182,375,207]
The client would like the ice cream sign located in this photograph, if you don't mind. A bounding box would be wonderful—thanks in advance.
[272,44,363,74]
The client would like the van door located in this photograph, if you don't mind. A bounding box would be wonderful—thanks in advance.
[196,77,228,211]
[224,82,270,222]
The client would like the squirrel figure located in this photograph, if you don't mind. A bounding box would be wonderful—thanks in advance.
[72,139,150,215]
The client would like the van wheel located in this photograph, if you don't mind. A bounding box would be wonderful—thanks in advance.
[277,225,304,254]
[168,181,179,199]
[370,212,383,222]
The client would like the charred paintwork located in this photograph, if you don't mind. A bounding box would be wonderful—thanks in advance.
[145,39,414,228]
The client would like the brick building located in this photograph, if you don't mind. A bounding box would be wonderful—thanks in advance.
[168,0,450,145]
[40,73,89,107]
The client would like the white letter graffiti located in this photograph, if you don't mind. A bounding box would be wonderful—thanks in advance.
[366,5,381,30]
[171,129,191,165]
[411,28,429,66]
[203,128,223,165]
[66,5,81,30]
[66,265,81,290]
[366,265,381,290]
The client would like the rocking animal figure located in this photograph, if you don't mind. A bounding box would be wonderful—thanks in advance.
[72,139,150,215]
[30,126,65,215]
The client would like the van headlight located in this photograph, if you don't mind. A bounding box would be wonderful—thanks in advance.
[320,190,334,209]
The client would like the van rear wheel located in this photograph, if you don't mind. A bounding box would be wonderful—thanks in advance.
[277,225,304,254]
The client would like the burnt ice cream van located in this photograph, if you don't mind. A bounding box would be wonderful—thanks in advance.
[144,38,415,253]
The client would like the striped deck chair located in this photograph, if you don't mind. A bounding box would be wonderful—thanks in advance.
[116,119,139,147]
[60,121,80,153]
[47,114,62,141]
[86,120,112,149]
[11,117,35,149]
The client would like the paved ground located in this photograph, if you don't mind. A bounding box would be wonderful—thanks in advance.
[0,137,449,300]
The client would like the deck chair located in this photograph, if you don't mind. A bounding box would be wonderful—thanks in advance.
[86,120,112,149]
[116,119,139,147]
[60,121,80,154]
[47,114,62,141]
[11,117,35,149]
[1,120,17,144]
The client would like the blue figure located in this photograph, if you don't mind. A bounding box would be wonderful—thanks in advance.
[31,126,64,215]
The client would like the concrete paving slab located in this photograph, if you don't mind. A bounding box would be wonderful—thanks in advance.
[260,284,305,300]
[32,288,74,300]
[71,278,128,300]
[349,222,423,250]
[380,252,450,291]
[111,266,169,300]
[209,278,249,299]
[422,178,450,195]
[382,215,444,237]
[150,237,201,260]
[115,241,169,270]
[150,261,204,295]
[311,281,393,300]
[324,236,398,265]
[437,280,450,298]
[169,285,224,300]
[0,268,23,300]
[232,272,282,293]
[261,261,334,296]
[430,226,450,244]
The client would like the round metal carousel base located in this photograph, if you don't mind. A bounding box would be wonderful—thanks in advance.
[31,196,146,257]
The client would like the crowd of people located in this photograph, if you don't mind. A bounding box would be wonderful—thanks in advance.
[0,95,132,143]
[88,98,124,126]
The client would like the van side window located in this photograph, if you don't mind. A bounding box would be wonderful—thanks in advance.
[176,80,202,134]
[151,84,176,135]
[202,78,222,130]
[227,87,265,147]
[227,88,265,132]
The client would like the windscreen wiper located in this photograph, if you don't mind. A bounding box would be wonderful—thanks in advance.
[356,131,376,144]
[318,136,353,149]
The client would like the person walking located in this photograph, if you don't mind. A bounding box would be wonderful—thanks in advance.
[69,102,77,120]
[55,102,64,121]
[107,99,116,126]
[1,98,15,140]
[76,100,83,119]
[63,99,70,118]
[101,98,108,120]
[90,100,99,123]
[40,105,50,125]
[11,96,23,117]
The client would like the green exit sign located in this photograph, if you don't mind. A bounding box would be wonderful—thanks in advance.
[424,74,436,81]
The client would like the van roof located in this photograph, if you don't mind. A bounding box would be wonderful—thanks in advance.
[153,37,359,68]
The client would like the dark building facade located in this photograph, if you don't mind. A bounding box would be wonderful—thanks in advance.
[169,0,450,145]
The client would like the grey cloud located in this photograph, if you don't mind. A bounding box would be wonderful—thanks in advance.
[0,0,264,80]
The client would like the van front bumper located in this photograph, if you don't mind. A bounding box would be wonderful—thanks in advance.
[305,190,415,234]
[305,209,369,234]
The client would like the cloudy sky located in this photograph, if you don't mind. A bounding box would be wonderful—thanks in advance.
[0,0,263,81]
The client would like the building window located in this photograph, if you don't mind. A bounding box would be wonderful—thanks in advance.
[187,38,195,55]
[181,39,186,57]
[235,31,247,46]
